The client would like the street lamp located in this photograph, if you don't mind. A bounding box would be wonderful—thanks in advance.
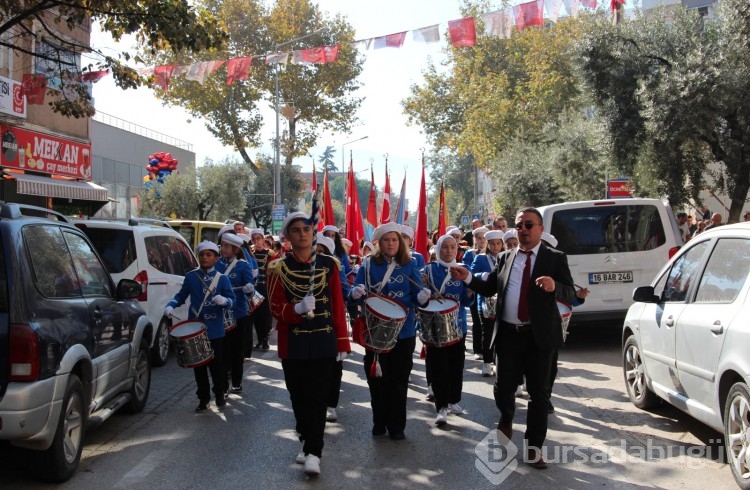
[273,27,330,205]
[341,135,369,171]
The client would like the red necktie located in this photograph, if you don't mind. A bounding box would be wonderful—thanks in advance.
[518,250,533,322]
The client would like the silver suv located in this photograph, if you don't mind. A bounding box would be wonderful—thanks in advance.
[0,202,151,482]
[74,219,198,366]
[622,222,750,489]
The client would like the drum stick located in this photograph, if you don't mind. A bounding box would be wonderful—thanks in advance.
[405,274,445,304]
[171,314,182,322]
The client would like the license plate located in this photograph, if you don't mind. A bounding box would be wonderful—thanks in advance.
[588,271,633,284]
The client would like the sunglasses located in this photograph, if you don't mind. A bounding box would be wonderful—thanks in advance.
[514,221,539,230]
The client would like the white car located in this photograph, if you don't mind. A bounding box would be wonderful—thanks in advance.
[622,222,750,489]
[537,198,683,325]
[74,219,198,366]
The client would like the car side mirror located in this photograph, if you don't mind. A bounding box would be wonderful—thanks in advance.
[633,286,659,303]
[118,279,142,300]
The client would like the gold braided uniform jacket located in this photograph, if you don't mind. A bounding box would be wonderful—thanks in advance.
[252,248,274,295]
[267,253,350,359]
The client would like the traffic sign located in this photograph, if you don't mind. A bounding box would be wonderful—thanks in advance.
[471,214,480,221]
[271,203,286,219]
[462,216,469,225]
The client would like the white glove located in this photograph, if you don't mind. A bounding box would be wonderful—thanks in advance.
[251,268,259,278]
[336,352,348,362]
[350,285,366,300]
[212,295,228,306]
[481,272,489,281]
[294,295,316,314]
[163,306,174,318]
[242,283,255,294]
[417,288,431,304]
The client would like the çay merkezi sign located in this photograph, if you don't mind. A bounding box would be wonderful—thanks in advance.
[0,125,91,180]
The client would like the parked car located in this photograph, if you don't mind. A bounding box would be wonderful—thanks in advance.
[0,202,152,482]
[537,198,683,325]
[167,219,226,250]
[73,218,198,366]
[622,222,750,489]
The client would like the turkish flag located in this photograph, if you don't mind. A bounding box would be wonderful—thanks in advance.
[514,0,544,31]
[153,65,175,92]
[437,181,449,236]
[373,32,407,49]
[345,159,364,257]
[322,167,335,227]
[22,74,47,105]
[448,17,477,47]
[312,163,324,232]
[226,57,252,85]
[380,162,391,224]
[414,158,428,259]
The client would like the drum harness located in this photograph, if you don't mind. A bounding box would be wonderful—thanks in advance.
[193,271,222,321]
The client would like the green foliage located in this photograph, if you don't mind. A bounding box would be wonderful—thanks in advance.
[575,0,750,222]
[140,0,364,175]
[242,154,305,229]
[139,158,254,221]
[0,0,227,118]
[318,146,337,173]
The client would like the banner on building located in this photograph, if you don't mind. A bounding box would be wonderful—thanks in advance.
[0,125,91,180]
[0,76,26,118]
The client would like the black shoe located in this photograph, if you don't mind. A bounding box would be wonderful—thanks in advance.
[230,385,243,394]
[252,343,262,351]
[548,403,555,414]
[261,342,270,352]
[196,402,208,413]
[388,431,405,440]
[372,426,387,437]
[216,397,226,409]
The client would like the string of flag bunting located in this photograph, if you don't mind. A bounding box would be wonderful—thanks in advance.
[19,0,623,103]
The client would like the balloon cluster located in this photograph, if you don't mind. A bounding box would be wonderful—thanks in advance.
[143,152,179,188]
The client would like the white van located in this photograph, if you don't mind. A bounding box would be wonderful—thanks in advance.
[537,198,683,325]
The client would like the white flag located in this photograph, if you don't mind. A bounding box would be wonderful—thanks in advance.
[185,61,216,84]
[562,0,580,19]
[265,52,289,65]
[483,9,514,39]
[545,0,564,22]
[413,25,440,43]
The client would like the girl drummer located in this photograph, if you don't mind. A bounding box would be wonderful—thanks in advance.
[470,229,505,377]
[349,222,430,440]
[463,226,488,363]
[215,232,257,395]
[422,234,474,426]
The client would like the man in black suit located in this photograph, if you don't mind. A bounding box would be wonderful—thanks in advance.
[450,207,575,469]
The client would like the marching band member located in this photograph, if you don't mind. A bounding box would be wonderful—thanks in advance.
[463,226,488,362]
[216,232,256,394]
[401,224,425,268]
[471,229,505,377]
[422,234,474,426]
[349,222,430,440]
[267,212,350,476]
[316,233,352,423]
[164,241,235,412]
[249,228,273,354]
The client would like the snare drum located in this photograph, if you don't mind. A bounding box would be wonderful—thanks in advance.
[224,308,236,333]
[417,298,461,347]
[248,290,265,313]
[557,301,572,342]
[363,296,407,353]
[482,295,497,319]
[169,320,214,368]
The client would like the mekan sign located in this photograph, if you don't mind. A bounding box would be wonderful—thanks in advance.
[0,126,91,180]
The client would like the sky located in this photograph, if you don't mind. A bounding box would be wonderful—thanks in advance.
[88,0,483,210]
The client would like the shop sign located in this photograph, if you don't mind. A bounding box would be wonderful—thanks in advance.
[0,125,91,180]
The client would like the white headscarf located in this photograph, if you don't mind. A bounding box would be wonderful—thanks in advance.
[435,234,458,268]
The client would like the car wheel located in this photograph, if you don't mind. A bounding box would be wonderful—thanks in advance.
[38,374,86,482]
[724,383,750,490]
[126,339,151,413]
[151,317,171,367]
[623,335,660,409]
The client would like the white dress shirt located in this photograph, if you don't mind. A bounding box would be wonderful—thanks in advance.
[501,242,541,324]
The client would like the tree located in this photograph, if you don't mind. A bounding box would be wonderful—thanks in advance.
[574,1,750,222]
[139,0,364,176]
[318,146,337,173]
[243,155,305,230]
[0,0,226,117]
[139,158,253,220]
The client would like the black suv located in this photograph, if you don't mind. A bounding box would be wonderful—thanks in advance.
[0,202,152,482]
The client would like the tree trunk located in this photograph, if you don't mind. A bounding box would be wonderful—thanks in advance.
[728,151,750,224]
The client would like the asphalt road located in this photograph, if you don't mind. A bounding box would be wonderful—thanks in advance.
[0,323,736,489]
